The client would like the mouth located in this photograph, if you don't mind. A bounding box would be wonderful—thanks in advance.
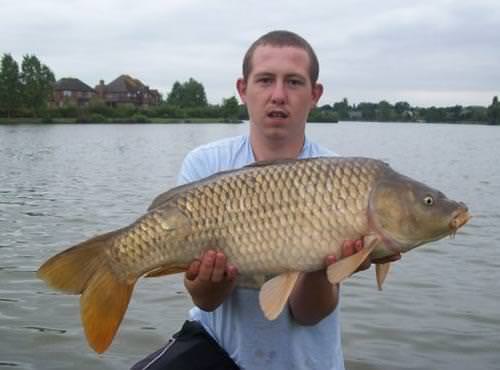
[267,110,289,120]
[449,208,471,237]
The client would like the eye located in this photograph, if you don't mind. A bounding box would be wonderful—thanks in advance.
[288,79,304,87]
[423,195,434,206]
[257,77,273,85]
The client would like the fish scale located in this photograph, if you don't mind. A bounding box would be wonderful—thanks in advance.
[107,157,381,278]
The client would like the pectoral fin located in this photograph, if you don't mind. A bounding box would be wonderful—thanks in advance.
[327,245,375,285]
[375,263,391,290]
[259,272,300,320]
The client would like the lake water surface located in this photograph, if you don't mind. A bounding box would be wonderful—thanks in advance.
[0,122,498,370]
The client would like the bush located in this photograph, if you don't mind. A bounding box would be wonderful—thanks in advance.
[87,101,114,117]
[91,113,108,123]
[114,103,137,118]
[53,105,79,118]
[75,113,108,123]
[131,114,150,123]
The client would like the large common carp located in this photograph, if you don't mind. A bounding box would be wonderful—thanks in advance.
[38,157,470,353]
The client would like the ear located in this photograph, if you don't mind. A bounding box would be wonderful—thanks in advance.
[236,78,247,104]
[310,82,323,109]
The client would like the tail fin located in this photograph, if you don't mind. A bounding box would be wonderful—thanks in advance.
[37,230,135,353]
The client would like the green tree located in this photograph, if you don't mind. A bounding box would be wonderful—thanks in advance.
[221,96,239,120]
[487,96,500,125]
[166,78,207,108]
[357,102,377,121]
[423,106,446,122]
[332,98,349,120]
[166,81,183,107]
[376,100,394,121]
[394,101,410,115]
[20,55,55,117]
[0,54,22,117]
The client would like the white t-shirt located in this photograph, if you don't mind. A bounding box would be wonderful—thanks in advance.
[177,135,345,370]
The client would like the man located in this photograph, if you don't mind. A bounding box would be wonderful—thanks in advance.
[132,30,399,370]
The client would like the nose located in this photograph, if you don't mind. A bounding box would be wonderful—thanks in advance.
[271,81,286,105]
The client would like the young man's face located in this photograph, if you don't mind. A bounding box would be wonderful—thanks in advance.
[237,45,323,142]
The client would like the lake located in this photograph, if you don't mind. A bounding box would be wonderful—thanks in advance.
[0,122,498,370]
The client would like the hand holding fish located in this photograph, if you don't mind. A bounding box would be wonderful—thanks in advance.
[184,250,238,312]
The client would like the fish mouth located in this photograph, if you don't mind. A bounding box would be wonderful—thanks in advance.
[449,207,471,237]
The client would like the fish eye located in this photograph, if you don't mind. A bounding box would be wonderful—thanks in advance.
[423,195,434,206]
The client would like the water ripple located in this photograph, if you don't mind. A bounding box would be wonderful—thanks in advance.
[2,123,499,370]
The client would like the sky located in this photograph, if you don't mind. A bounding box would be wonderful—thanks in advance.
[1,0,499,107]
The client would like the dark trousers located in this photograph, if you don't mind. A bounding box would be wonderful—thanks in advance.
[131,321,240,370]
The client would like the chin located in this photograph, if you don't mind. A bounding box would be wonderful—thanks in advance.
[263,125,290,139]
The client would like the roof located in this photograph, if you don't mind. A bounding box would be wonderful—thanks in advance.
[104,75,147,93]
[54,78,95,92]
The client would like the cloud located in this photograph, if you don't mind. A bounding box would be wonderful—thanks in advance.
[1,0,498,106]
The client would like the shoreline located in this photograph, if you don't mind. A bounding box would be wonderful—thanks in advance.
[0,117,244,124]
[0,118,493,125]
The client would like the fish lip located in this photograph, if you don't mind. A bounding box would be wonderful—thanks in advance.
[449,209,471,231]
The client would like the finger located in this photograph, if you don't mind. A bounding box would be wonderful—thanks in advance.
[324,255,337,267]
[354,240,363,253]
[211,252,226,283]
[198,250,216,281]
[226,264,238,281]
[185,260,201,281]
[342,240,355,258]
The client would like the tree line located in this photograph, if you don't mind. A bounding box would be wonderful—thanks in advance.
[0,53,499,124]
[316,98,500,125]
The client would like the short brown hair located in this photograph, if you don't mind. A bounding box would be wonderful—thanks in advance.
[242,30,320,84]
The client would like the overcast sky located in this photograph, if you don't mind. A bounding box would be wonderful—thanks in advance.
[1,0,498,107]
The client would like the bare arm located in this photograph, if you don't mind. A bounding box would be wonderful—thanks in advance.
[184,250,238,312]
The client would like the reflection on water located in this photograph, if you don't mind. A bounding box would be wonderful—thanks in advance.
[0,123,498,370]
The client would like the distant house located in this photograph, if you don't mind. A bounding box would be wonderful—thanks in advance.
[52,78,96,107]
[95,75,162,107]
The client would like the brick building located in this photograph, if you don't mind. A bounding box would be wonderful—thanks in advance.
[52,78,96,107]
[95,75,161,107]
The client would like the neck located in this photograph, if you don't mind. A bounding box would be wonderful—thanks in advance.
[250,128,305,161]
[249,130,305,162]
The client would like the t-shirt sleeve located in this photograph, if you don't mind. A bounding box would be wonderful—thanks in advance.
[176,148,215,186]
[177,153,199,186]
